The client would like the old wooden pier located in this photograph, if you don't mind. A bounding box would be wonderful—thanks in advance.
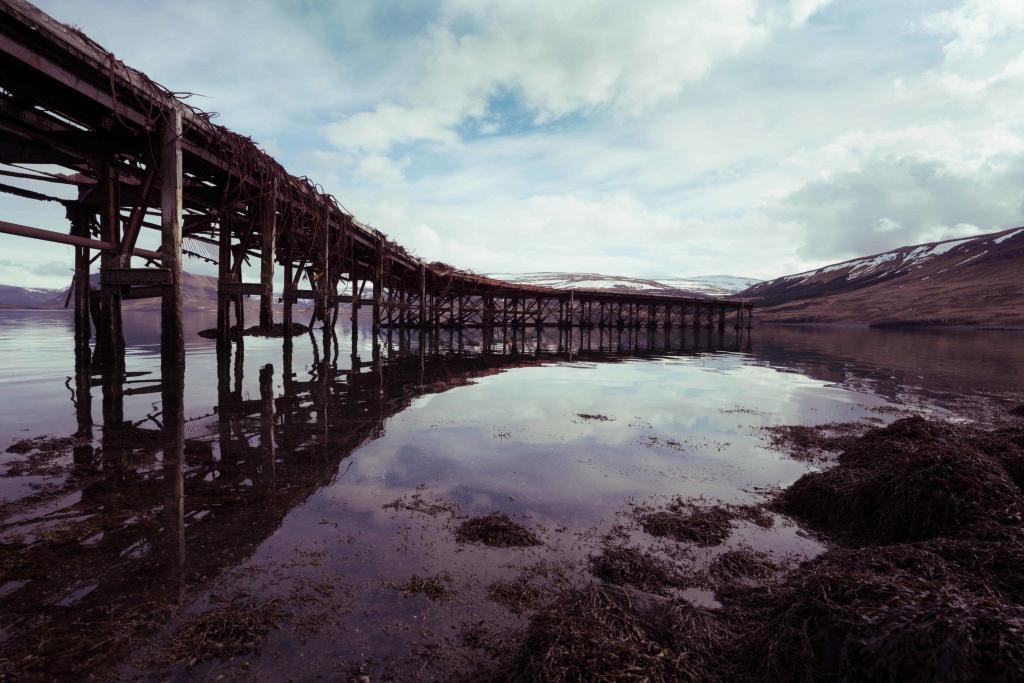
[0,0,752,371]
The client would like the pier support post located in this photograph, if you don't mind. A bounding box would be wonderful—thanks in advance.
[97,164,124,367]
[69,207,92,357]
[217,215,232,347]
[259,179,277,331]
[160,109,184,369]
[373,239,383,332]
[283,253,293,341]
[419,265,427,328]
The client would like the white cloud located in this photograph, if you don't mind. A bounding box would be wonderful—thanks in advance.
[326,105,459,153]
[922,0,1024,61]
[355,153,410,184]
[875,217,902,233]
[349,190,807,280]
[771,125,1024,261]
[788,0,832,27]
[326,0,769,152]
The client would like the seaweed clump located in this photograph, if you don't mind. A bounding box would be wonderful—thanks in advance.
[505,583,728,682]
[708,548,778,584]
[761,421,866,461]
[779,416,1024,543]
[455,513,541,548]
[395,572,454,602]
[159,596,288,665]
[382,486,460,517]
[589,546,689,595]
[641,506,734,546]
[487,578,545,613]
[639,499,771,546]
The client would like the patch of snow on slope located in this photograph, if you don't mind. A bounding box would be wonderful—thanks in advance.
[848,252,901,278]
[923,237,975,258]
[994,228,1024,245]
[953,252,986,267]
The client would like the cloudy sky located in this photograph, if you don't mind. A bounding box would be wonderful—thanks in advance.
[3,0,1024,288]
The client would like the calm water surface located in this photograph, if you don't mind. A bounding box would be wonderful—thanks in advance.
[0,310,1021,679]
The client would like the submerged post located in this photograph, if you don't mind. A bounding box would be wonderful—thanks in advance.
[160,109,184,369]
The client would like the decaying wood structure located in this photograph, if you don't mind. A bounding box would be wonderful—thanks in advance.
[0,0,752,369]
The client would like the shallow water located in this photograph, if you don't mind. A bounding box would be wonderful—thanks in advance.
[0,310,1020,678]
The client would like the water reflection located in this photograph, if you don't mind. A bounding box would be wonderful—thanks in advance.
[0,322,753,676]
[2,313,1021,678]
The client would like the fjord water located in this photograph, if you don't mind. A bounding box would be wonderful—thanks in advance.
[0,309,1021,678]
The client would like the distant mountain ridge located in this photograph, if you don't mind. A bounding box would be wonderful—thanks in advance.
[487,272,760,298]
[0,272,224,310]
[0,284,62,309]
[0,271,760,309]
[742,227,1024,327]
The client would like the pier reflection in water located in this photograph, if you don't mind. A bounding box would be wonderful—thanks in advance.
[11,315,1013,678]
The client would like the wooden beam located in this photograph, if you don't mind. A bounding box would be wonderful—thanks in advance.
[117,160,157,260]
[0,219,160,258]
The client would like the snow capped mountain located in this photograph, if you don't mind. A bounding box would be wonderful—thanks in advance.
[756,228,1023,294]
[745,227,1023,301]
[743,226,1024,326]
[487,272,760,298]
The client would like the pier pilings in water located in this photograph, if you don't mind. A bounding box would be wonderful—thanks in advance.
[0,0,752,371]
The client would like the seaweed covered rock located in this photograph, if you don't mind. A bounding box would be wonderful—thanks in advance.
[780,417,1024,543]
[745,547,1024,682]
